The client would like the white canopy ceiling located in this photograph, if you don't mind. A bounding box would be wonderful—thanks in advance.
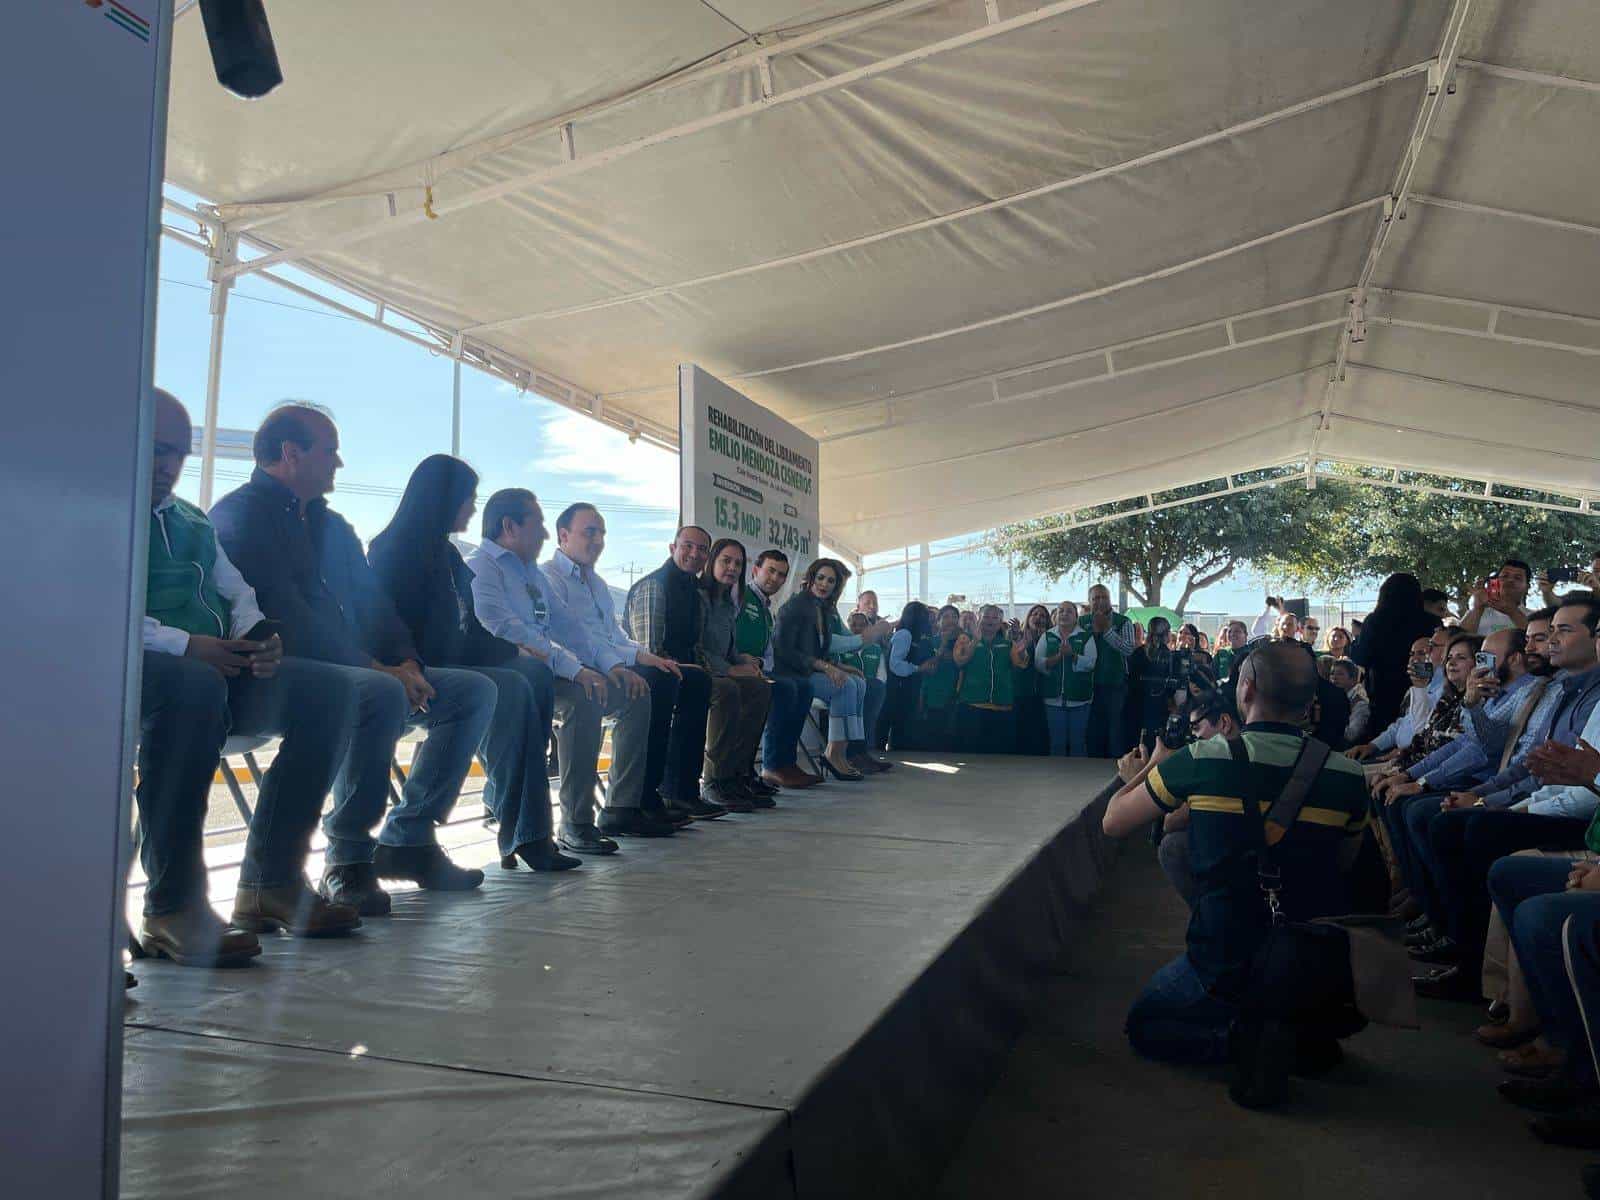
[163,0,1600,557]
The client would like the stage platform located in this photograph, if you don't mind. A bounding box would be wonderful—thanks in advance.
[121,756,1119,1199]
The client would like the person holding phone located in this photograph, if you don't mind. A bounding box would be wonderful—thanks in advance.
[134,390,363,974]
[1461,558,1533,636]
[1536,553,1600,609]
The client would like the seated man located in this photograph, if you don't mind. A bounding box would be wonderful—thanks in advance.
[735,549,817,790]
[1410,598,1600,999]
[542,504,685,836]
[622,525,720,820]
[1103,643,1369,1100]
[1348,631,1448,771]
[135,391,360,965]
[468,488,649,853]
[1150,679,1241,908]
[211,404,497,915]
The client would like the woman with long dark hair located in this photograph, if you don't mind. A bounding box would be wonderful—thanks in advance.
[697,537,775,811]
[1349,573,1442,736]
[771,558,870,780]
[1011,604,1052,755]
[879,600,934,751]
[369,455,580,872]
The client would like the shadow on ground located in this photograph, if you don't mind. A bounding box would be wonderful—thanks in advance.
[935,847,1590,1199]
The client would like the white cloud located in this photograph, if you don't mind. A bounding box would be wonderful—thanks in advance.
[528,410,679,513]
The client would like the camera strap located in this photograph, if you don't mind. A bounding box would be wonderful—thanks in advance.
[1227,733,1331,925]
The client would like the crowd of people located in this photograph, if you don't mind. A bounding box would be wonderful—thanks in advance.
[129,389,1600,1181]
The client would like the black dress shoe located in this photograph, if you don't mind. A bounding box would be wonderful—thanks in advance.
[1531,1110,1600,1149]
[558,825,619,855]
[1293,1035,1344,1078]
[320,863,392,916]
[503,839,582,872]
[1500,1075,1598,1114]
[1413,964,1483,1002]
[1406,914,1432,933]
[373,844,484,891]
[1486,1000,1512,1024]
[1404,925,1442,948]
[680,793,728,820]
[598,808,677,838]
[703,780,751,813]
[649,800,695,827]
[745,773,779,797]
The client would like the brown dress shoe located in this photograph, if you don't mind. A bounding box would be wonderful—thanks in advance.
[139,905,261,967]
[233,881,362,938]
[764,765,820,789]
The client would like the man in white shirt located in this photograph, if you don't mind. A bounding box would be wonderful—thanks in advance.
[1461,558,1532,637]
[134,391,361,972]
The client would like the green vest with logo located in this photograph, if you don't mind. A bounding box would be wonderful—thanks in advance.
[1080,611,1131,685]
[1213,647,1237,680]
[920,635,960,710]
[147,499,231,638]
[828,611,884,678]
[958,634,1016,707]
[1039,629,1095,703]
[734,589,774,658]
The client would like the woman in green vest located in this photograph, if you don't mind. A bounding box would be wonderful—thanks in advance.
[953,604,1030,754]
[917,604,964,750]
[1012,604,1052,756]
[1037,601,1099,756]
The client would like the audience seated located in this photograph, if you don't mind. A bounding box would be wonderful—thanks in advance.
[772,558,870,781]
[733,549,818,791]
[211,404,496,915]
[137,390,360,966]
[368,458,579,873]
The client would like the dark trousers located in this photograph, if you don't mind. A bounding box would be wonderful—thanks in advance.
[761,674,813,771]
[137,652,357,914]
[1428,808,1590,973]
[1390,792,1444,905]
[877,673,920,751]
[1014,695,1049,756]
[1087,682,1126,758]
[635,664,712,805]
[956,704,1015,755]
[467,656,556,856]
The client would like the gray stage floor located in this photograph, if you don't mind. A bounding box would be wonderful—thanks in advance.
[121,755,1112,1199]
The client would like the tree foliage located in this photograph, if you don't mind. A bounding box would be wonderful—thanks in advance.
[1003,473,1599,614]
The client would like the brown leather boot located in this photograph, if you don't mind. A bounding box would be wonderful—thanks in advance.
[139,905,262,967]
[763,765,821,789]
[233,880,362,938]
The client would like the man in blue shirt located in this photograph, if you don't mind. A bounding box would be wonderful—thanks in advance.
[541,503,687,837]
[212,404,497,916]
[468,488,661,849]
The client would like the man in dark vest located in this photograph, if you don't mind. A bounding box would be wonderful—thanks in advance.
[624,525,720,819]
[1082,583,1137,757]
[133,390,360,972]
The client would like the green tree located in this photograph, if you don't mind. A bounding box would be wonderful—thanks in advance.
[1258,479,1599,609]
[1002,475,1343,613]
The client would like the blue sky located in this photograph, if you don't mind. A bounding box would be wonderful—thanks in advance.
[154,214,1379,625]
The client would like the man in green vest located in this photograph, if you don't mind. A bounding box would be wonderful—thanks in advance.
[953,604,1030,753]
[1037,601,1099,755]
[737,549,819,789]
[1082,583,1137,758]
[1214,620,1249,680]
[133,391,361,974]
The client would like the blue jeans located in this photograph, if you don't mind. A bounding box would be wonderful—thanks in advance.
[467,656,556,857]
[809,670,865,742]
[325,664,497,866]
[1488,854,1598,1080]
[1126,952,1238,1065]
[1044,702,1090,756]
[762,675,813,770]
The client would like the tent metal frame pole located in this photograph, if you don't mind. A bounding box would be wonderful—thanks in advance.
[450,334,464,457]
[197,224,236,509]
[1309,0,1473,472]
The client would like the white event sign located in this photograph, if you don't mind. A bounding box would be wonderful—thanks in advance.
[678,365,820,582]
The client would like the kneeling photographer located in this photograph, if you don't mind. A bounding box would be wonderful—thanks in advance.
[1102,642,1374,1108]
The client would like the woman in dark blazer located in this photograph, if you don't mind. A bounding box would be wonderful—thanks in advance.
[369,455,579,872]
[772,558,869,781]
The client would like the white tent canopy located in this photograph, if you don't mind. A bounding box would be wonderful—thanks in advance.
[163,0,1600,558]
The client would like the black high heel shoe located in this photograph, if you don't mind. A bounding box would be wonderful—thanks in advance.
[819,755,864,782]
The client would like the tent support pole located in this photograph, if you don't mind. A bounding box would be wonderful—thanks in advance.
[450,335,464,457]
[198,225,236,509]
